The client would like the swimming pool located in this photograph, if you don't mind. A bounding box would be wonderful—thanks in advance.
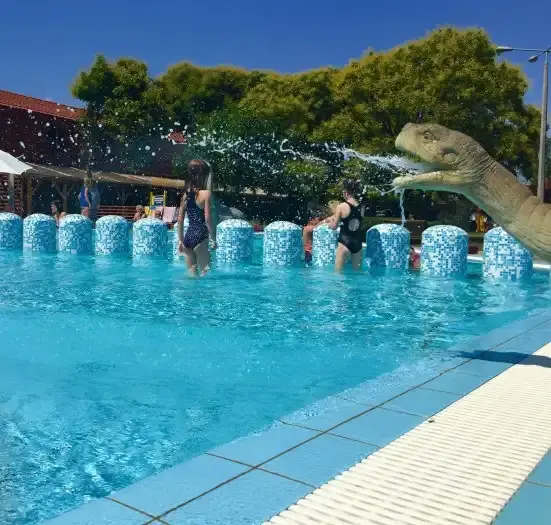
[1,239,551,524]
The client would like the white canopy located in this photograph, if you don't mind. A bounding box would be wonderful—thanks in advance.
[0,150,32,175]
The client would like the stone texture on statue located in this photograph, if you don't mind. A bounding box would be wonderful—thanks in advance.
[393,123,551,264]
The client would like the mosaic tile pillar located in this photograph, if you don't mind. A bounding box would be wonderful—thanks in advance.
[0,212,23,250]
[172,217,189,258]
[23,213,57,253]
[95,215,130,256]
[217,219,254,264]
[483,226,533,280]
[58,215,93,254]
[133,218,168,258]
[312,224,338,267]
[263,221,303,266]
[365,223,410,272]
[421,225,468,277]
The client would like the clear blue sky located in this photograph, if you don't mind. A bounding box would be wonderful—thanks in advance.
[2,0,550,109]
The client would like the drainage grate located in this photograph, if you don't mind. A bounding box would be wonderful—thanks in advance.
[264,345,551,525]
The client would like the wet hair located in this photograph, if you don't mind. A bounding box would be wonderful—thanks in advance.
[51,200,62,214]
[342,179,362,199]
[187,159,211,191]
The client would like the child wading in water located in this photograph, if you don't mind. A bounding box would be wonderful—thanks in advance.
[327,179,366,271]
[178,160,217,276]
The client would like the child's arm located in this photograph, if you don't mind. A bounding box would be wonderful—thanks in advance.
[177,190,187,244]
[328,204,344,230]
[204,191,216,246]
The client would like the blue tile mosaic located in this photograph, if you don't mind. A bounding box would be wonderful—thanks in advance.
[58,214,93,254]
[528,452,551,486]
[330,407,423,447]
[421,225,468,277]
[365,223,410,271]
[280,396,370,431]
[163,469,312,525]
[95,215,130,255]
[483,227,533,280]
[312,224,338,267]
[263,221,303,266]
[216,219,253,264]
[421,371,487,395]
[383,387,461,417]
[41,497,148,525]
[494,482,551,524]
[210,424,317,466]
[0,212,22,250]
[23,213,56,252]
[263,434,376,487]
[111,453,247,517]
[132,218,168,258]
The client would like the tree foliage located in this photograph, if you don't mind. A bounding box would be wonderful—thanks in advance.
[71,27,542,215]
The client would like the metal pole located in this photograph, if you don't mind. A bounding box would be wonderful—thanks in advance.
[7,173,15,212]
[537,51,549,202]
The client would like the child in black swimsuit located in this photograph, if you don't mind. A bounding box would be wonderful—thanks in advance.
[328,179,365,271]
[177,160,216,276]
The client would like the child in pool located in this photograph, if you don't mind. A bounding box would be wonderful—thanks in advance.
[177,160,216,276]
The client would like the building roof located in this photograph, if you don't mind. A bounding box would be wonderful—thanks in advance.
[0,90,85,121]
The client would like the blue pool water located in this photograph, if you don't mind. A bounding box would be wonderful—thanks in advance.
[1,238,550,524]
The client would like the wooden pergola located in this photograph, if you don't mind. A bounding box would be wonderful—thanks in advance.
[1,163,188,215]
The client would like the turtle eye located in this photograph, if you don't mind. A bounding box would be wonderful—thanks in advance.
[422,131,432,142]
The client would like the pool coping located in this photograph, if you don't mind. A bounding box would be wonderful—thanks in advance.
[41,307,551,525]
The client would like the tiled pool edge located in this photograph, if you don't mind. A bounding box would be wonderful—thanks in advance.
[265,339,551,524]
[41,308,551,525]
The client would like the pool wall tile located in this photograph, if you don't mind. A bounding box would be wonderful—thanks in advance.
[161,469,312,525]
[329,407,424,447]
[420,371,488,395]
[454,357,515,378]
[280,396,371,431]
[494,330,551,353]
[528,452,551,486]
[209,424,318,466]
[383,387,461,418]
[40,497,150,525]
[494,482,551,525]
[110,453,248,516]
[262,434,377,487]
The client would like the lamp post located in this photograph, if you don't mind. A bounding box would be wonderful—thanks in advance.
[496,45,550,202]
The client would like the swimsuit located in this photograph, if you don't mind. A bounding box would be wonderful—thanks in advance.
[338,201,365,254]
[183,191,209,249]
[79,187,88,208]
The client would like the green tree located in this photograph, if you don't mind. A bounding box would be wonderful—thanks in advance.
[315,27,540,178]
[156,64,265,129]
[72,55,170,171]
[239,68,338,136]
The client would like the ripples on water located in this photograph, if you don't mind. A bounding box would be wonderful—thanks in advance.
[0,248,549,524]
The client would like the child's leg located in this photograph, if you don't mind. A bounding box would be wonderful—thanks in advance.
[194,239,210,275]
[184,247,198,276]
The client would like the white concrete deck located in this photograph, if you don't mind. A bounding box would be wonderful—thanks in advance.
[265,343,551,525]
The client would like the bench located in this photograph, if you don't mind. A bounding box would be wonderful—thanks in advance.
[363,218,428,241]
[98,206,137,221]
[98,205,179,228]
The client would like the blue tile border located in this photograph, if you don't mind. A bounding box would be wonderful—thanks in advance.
[41,307,551,525]
[493,481,551,524]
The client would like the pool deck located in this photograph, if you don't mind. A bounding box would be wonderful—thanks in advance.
[42,308,551,525]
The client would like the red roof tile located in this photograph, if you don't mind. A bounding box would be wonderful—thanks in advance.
[0,90,85,121]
